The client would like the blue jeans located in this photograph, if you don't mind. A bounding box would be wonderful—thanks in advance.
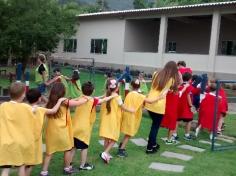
[37,83,46,94]
[147,111,164,150]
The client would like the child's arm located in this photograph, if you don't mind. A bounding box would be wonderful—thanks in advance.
[120,104,135,113]
[45,97,67,114]
[97,94,118,104]
[144,94,165,104]
[187,94,193,107]
[179,83,190,97]
[66,97,90,107]
[45,76,60,86]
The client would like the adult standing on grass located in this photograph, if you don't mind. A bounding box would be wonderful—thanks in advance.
[35,54,49,94]
[145,61,180,154]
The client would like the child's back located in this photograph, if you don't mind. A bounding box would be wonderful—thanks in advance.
[0,101,35,166]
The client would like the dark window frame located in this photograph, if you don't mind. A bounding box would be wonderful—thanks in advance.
[63,39,77,53]
[90,39,108,54]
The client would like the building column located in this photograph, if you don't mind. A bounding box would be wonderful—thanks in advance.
[208,11,221,74]
[158,15,168,67]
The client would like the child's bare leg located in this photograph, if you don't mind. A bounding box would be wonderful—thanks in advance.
[1,168,10,176]
[167,130,174,140]
[25,166,33,176]
[120,135,130,149]
[104,140,115,154]
[218,116,224,132]
[70,147,77,165]
[195,124,201,137]
[64,150,72,168]
[42,154,52,172]
[185,122,192,135]
[80,149,88,167]
[18,165,26,176]
[104,138,109,149]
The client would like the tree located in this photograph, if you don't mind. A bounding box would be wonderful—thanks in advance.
[96,0,109,11]
[155,0,235,7]
[0,0,79,66]
[133,0,147,9]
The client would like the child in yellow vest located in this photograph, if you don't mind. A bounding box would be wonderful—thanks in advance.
[40,82,89,176]
[0,82,35,176]
[70,81,117,170]
[25,88,66,175]
[118,79,164,157]
[99,79,134,164]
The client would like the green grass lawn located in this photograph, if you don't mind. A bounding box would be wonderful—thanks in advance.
[26,113,235,176]
[1,66,236,176]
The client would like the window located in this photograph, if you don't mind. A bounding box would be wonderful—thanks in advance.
[90,39,107,54]
[167,41,176,53]
[221,41,236,56]
[64,39,77,52]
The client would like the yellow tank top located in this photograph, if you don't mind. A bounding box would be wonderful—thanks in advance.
[0,102,35,166]
[72,98,96,145]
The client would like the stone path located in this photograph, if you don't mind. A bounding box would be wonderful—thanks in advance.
[130,138,147,147]
[178,145,205,152]
[219,134,236,141]
[199,140,221,146]
[149,162,184,173]
[161,151,193,161]
[216,137,234,143]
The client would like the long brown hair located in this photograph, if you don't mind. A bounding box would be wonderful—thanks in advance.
[106,79,117,114]
[152,61,180,91]
[46,82,66,118]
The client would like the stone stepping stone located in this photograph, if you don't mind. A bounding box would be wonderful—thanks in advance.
[199,140,221,146]
[216,137,234,143]
[98,140,118,147]
[130,138,147,147]
[178,145,205,152]
[161,151,193,161]
[149,162,184,173]
[218,135,236,141]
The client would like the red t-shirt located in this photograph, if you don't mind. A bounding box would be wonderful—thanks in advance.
[178,67,192,75]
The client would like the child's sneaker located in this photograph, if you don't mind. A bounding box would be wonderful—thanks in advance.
[165,139,173,145]
[79,163,94,171]
[100,152,110,164]
[172,135,179,141]
[63,167,79,175]
[183,135,192,141]
[152,144,160,151]
[209,133,213,140]
[117,149,128,158]
[195,127,200,137]
[40,171,49,176]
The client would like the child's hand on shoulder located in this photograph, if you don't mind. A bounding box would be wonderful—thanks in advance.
[59,97,67,102]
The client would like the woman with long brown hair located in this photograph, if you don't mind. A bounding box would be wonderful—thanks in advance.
[145,61,180,154]
[40,82,89,176]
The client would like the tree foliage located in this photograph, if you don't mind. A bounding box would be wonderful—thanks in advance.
[0,0,80,63]
[155,0,235,7]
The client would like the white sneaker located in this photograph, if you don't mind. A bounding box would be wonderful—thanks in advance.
[195,127,200,137]
[100,152,110,164]
[209,134,213,140]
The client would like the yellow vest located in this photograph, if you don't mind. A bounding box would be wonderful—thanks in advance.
[72,98,96,145]
[45,105,73,155]
[145,78,173,114]
[0,102,35,166]
[99,96,122,141]
[121,91,146,136]
[32,107,47,165]
[35,64,49,84]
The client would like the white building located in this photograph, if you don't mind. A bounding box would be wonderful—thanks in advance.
[54,1,236,79]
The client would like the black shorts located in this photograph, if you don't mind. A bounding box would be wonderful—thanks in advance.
[0,165,12,168]
[178,118,193,122]
[74,138,88,150]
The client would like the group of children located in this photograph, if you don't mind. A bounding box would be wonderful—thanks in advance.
[161,61,228,144]
[0,60,229,176]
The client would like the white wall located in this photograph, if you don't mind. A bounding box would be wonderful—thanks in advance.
[215,56,236,74]
[163,53,209,72]
[77,18,126,65]
[124,52,160,67]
